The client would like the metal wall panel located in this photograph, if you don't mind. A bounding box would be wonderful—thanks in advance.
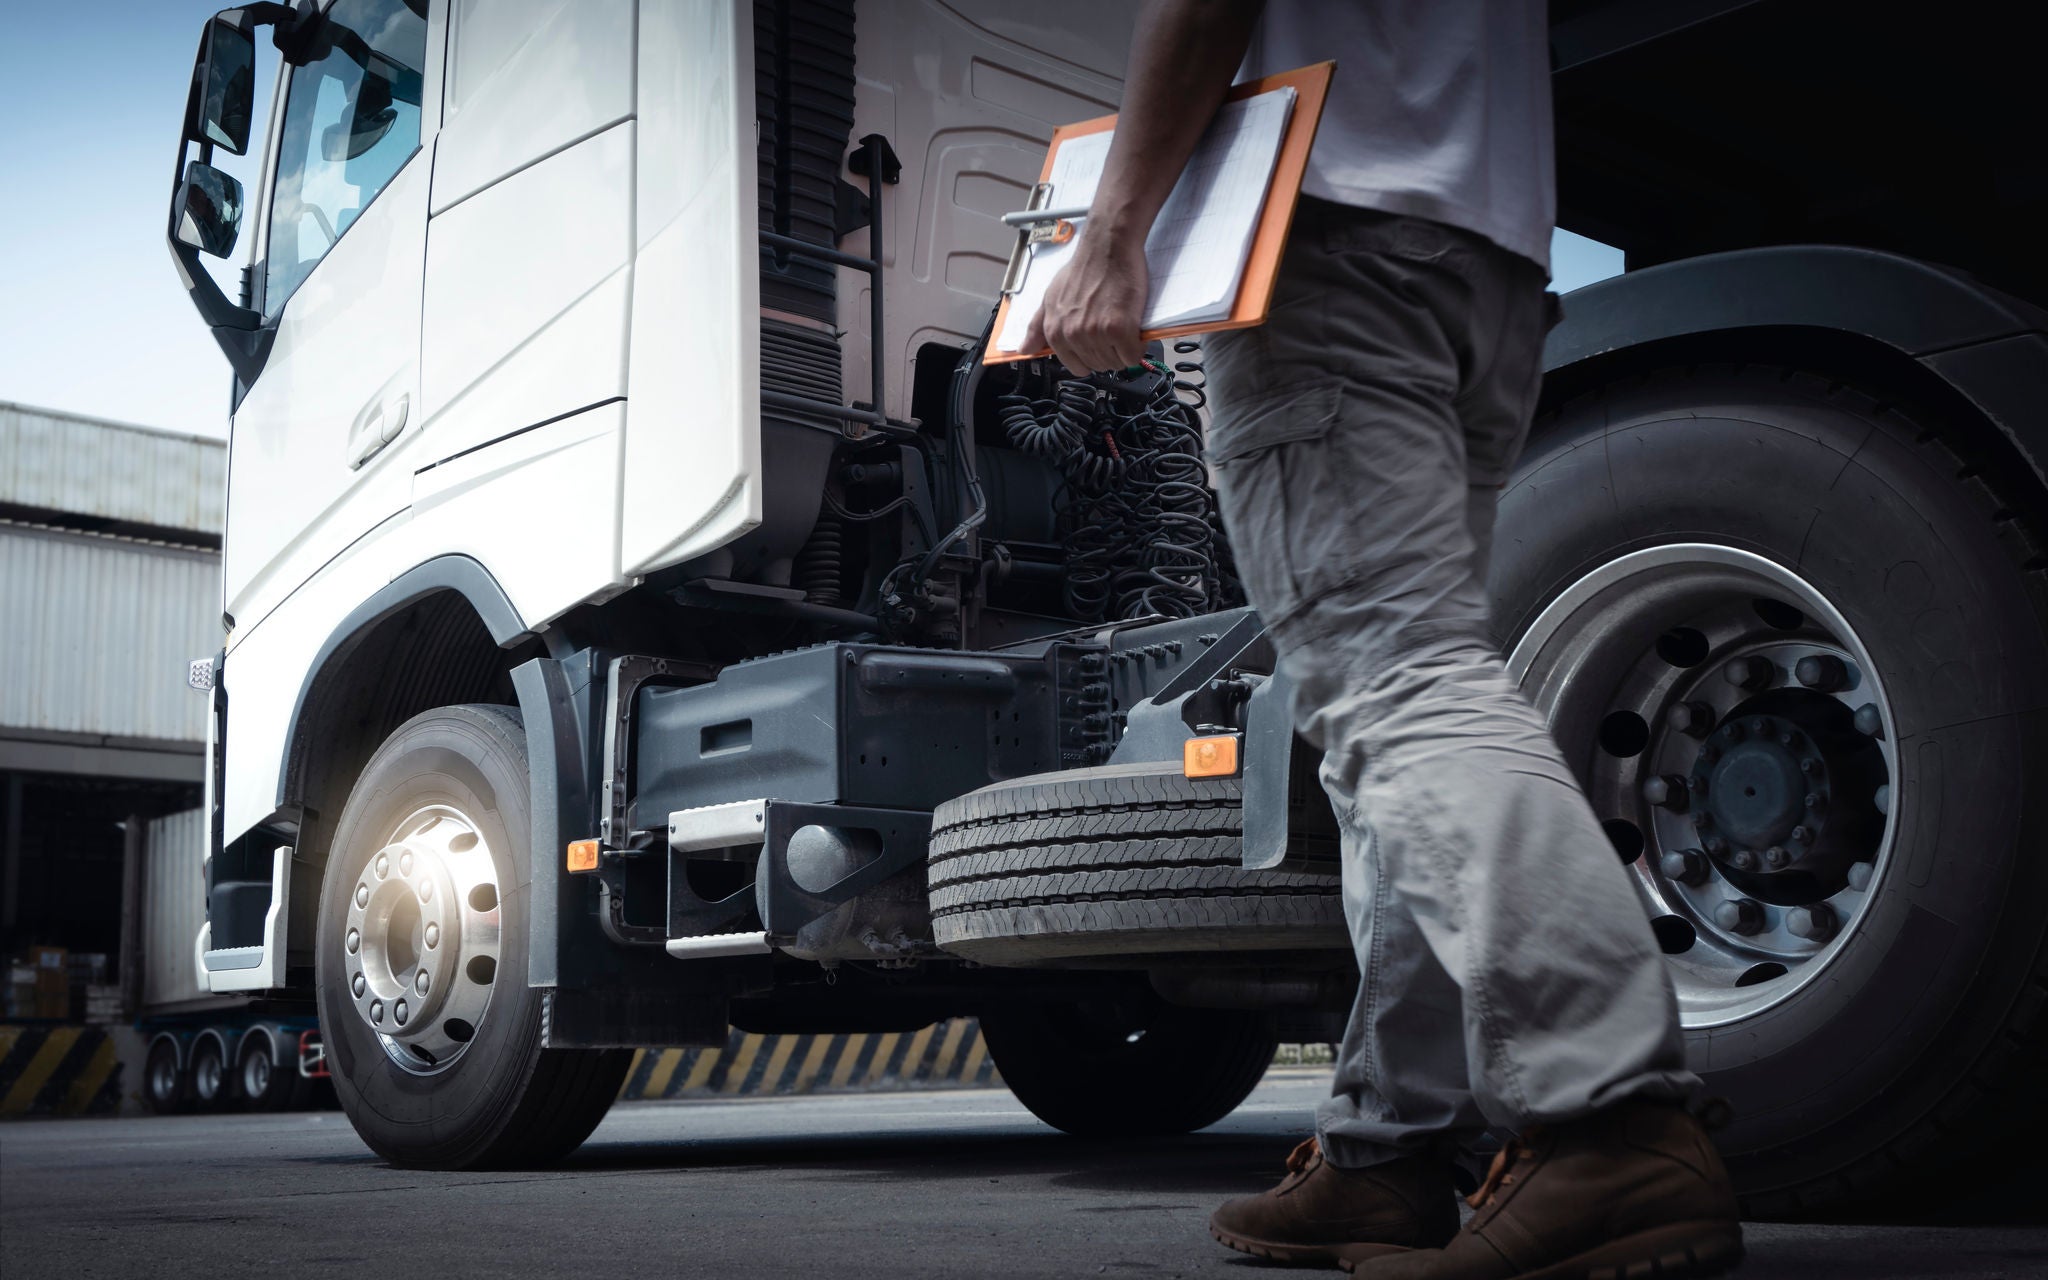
[0,525,220,743]
[141,808,210,1010]
[0,403,225,537]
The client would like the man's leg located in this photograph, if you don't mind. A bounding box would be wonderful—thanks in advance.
[1206,200,1694,1140]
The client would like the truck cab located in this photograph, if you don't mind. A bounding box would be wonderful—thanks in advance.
[169,0,2048,1210]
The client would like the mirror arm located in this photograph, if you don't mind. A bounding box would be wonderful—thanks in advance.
[167,127,272,385]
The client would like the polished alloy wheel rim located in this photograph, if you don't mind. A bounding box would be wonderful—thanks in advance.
[242,1045,271,1098]
[340,804,502,1074]
[1509,545,1896,1029]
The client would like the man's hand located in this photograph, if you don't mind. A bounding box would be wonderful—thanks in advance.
[1018,0,1258,375]
[1025,230,1151,375]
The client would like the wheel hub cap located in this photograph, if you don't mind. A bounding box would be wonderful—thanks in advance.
[1509,544,1897,1028]
[340,804,500,1074]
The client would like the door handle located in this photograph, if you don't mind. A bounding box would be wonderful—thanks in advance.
[346,392,410,470]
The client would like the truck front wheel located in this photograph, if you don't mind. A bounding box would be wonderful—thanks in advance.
[1496,366,2048,1214]
[314,705,630,1169]
[981,997,1277,1137]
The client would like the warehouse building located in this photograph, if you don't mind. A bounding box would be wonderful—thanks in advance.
[0,402,221,1020]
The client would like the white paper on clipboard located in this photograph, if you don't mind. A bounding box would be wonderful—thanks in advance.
[995,86,1297,355]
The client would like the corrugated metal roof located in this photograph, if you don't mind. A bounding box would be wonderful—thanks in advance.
[0,523,221,743]
[0,402,226,537]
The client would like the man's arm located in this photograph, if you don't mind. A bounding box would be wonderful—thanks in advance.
[1023,0,1262,374]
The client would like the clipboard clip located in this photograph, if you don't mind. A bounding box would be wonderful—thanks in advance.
[998,182,1090,297]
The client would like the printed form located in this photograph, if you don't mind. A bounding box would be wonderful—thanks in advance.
[996,86,1298,355]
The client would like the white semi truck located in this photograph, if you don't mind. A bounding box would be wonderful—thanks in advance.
[167,0,2047,1210]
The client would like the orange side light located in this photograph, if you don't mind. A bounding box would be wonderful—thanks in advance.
[566,839,601,873]
[1183,734,1242,780]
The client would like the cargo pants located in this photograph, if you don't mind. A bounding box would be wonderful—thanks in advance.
[1204,197,1698,1169]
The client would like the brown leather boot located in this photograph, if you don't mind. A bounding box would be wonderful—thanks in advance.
[1210,1136,1461,1268]
[1345,1100,1744,1279]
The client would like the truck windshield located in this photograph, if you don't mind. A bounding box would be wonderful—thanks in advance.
[263,0,427,318]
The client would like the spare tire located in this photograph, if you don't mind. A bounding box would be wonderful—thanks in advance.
[929,762,1347,965]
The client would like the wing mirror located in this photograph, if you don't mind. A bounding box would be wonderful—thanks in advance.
[188,14,256,155]
[173,162,245,258]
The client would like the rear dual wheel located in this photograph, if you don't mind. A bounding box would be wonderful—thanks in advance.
[315,705,630,1168]
[1497,367,2048,1214]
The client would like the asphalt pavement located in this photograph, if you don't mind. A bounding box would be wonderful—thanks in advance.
[3,1070,2045,1279]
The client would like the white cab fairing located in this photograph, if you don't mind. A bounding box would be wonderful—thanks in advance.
[212,0,1135,934]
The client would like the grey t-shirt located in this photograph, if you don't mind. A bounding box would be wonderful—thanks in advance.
[1241,0,1555,273]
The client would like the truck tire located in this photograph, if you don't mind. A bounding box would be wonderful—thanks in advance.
[1496,365,2048,1216]
[982,997,1278,1137]
[238,1033,296,1112]
[928,763,1347,966]
[189,1034,232,1111]
[315,705,631,1169]
[142,1038,187,1115]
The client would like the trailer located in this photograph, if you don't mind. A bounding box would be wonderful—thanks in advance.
[133,809,328,1113]
[162,0,2045,1211]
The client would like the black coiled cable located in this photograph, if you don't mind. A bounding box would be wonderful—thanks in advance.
[999,344,1243,622]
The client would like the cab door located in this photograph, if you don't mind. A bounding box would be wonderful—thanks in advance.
[223,0,439,632]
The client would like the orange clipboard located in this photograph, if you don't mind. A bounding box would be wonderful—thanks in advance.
[983,59,1334,367]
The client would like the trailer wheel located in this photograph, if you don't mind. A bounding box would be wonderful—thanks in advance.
[143,1038,187,1115]
[928,763,1346,965]
[1496,366,2048,1215]
[982,997,1276,1136]
[315,705,631,1169]
[189,1035,231,1111]
[238,1034,297,1112]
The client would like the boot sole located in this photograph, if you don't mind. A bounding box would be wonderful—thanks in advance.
[1340,1221,1744,1279]
[1210,1223,1426,1269]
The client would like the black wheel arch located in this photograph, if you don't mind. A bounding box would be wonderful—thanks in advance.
[1541,245,2048,509]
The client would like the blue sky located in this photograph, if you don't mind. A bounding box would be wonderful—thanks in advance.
[0,5,1624,439]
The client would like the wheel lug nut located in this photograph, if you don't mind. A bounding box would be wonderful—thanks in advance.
[1847,861,1875,892]
[351,972,366,998]
[1787,903,1838,942]
[394,999,409,1027]
[370,1000,385,1024]
[1795,654,1849,691]
[374,854,389,879]
[1724,657,1774,690]
[1853,704,1885,738]
[1703,836,1729,856]
[416,970,430,996]
[1874,784,1890,812]
[1763,845,1790,870]
[1713,898,1766,935]
[399,851,415,877]
[1667,702,1716,738]
[345,928,360,955]
[355,884,369,908]
[1660,849,1710,885]
[1730,848,1758,872]
[1778,729,1803,749]
[418,879,434,902]
[1750,718,1770,736]
[1698,744,1720,765]
[1790,825,1813,844]
[425,922,440,948]
[1806,792,1826,810]
[1724,722,1745,743]
[1801,758,1820,775]
[1642,775,1690,812]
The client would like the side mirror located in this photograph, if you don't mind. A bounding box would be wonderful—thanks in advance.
[174,162,245,258]
[190,14,256,155]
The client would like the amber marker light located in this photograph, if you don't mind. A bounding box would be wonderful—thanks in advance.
[566,839,601,872]
[1183,734,1241,779]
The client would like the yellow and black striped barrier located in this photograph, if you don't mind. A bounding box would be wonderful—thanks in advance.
[620,1017,998,1101]
[0,1025,124,1118]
